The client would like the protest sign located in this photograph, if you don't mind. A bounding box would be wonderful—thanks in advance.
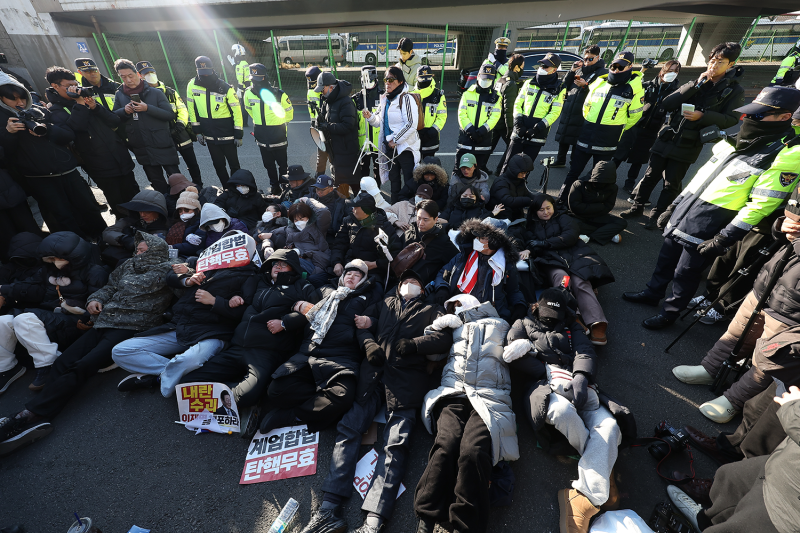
[196,231,260,273]
[240,425,319,484]
[175,382,240,434]
[353,449,406,500]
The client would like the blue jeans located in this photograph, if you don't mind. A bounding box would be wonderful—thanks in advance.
[112,331,226,398]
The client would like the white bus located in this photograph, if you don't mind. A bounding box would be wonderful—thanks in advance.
[271,34,348,66]
[346,31,456,66]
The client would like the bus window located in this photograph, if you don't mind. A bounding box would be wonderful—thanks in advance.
[279,41,289,51]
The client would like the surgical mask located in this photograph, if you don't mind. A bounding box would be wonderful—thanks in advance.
[477,78,493,89]
[179,213,195,222]
[662,72,678,83]
[262,211,274,223]
[54,259,69,269]
[294,220,308,231]
[144,73,158,85]
[399,282,421,298]
[236,185,250,195]
[414,195,425,205]
[209,221,226,232]
[473,238,485,252]
[537,67,549,76]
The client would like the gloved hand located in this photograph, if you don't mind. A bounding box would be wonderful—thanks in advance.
[318,121,330,134]
[533,122,546,136]
[503,339,532,363]
[527,240,549,250]
[431,314,463,331]
[186,234,203,246]
[465,125,477,140]
[365,342,386,367]
[657,205,675,229]
[510,303,528,324]
[234,138,243,148]
[117,234,135,251]
[564,372,589,410]
[697,234,733,258]
[196,134,206,146]
[395,338,418,357]
[434,287,451,306]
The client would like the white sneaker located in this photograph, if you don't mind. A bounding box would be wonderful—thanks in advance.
[672,365,714,385]
[626,197,651,206]
[667,485,702,532]
[699,395,739,423]
[699,308,725,325]
[611,234,621,244]
[98,363,118,373]
[579,235,590,243]
[689,295,710,308]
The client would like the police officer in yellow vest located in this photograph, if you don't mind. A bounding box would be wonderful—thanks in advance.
[137,61,203,187]
[411,64,447,159]
[74,58,120,113]
[186,55,243,187]
[306,65,328,176]
[457,63,502,172]
[772,39,800,87]
[353,65,383,178]
[232,44,251,127]
[482,36,512,81]
[243,63,294,194]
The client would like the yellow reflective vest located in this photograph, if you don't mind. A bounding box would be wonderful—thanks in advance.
[577,71,644,153]
[186,77,243,143]
[244,86,293,149]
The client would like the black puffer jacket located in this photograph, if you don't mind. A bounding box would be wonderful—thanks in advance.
[398,157,449,209]
[615,75,680,165]
[524,212,615,287]
[441,197,492,230]
[488,154,535,220]
[320,80,360,178]
[311,188,347,245]
[0,167,27,211]
[331,209,402,274]
[0,231,108,310]
[555,60,607,145]
[402,222,459,285]
[567,160,618,218]
[0,232,43,309]
[113,83,179,167]
[279,175,315,204]
[214,169,267,231]
[755,218,800,325]
[0,104,79,177]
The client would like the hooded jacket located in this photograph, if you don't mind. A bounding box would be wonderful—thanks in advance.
[488,154,535,220]
[103,190,170,248]
[403,221,459,286]
[764,398,800,533]
[398,157,449,208]
[441,195,492,231]
[0,232,42,287]
[198,203,248,249]
[448,167,490,207]
[567,160,619,219]
[331,208,401,274]
[113,82,179,167]
[213,169,267,231]
[275,197,332,274]
[555,59,608,146]
[319,79,360,180]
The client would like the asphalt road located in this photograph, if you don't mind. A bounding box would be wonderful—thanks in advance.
[0,101,741,533]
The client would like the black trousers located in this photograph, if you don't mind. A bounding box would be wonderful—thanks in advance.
[558,146,612,203]
[268,364,357,432]
[206,142,240,187]
[181,345,288,410]
[357,153,380,180]
[697,455,778,533]
[27,170,106,240]
[490,124,509,174]
[644,235,712,320]
[414,398,493,533]
[718,382,785,461]
[420,149,438,161]
[0,203,42,261]
[387,148,416,204]
[454,148,491,179]
[178,143,203,187]
[500,139,543,175]
[574,215,628,246]
[26,327,135,419]
[91,171,140,217]
[259,146,289,193]
[315,148,329,177]
[631,153,691,215]
[142,164,177,194]
[556,142,571,163]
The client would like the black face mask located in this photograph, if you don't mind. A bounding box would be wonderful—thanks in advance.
[736,117,790,150]
[581,59,600,75]
[274,271,294,285]
[494,48,507,64]
[460,197,476,208]
[607,69,632,86]
[539,316,559,329]
[417,79,432,89]
[536,72,558,87]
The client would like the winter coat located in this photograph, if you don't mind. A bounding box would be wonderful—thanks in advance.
[357,290,452,411]
[46,88,135,179]
[402,222,460,286]
[0,232,42,288]
[755,219,800,325]
[398,159,449,208]
[367,83,421,183]
[524,212,615,287]
[422,301,518,465]
[0,167,27,211]
[441,198,492,230]
[448,168,490,206]
[650,67,745,164]
[103,189,171,248]
[213,169,267,231]
[319,80,360,181]
[274,197,331,274]
[488,155,536,220]
[385,200,416,237]
[331,209,402,274]
[311,188,347,244]
[88,232,180,331]
[113,83,179,167]
[169,221,206,258]
[0,231,108,311]
[434,219,525,322]
[555,60,608,145]
[138,262,259,344]
[567,162,619,219]
[396,54,422,87]
[198,202,248,249]
[763,398,800,533]
[253,216,288,251]
[230,249,320,353]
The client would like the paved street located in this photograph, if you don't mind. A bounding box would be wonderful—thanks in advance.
[0,100,741,532]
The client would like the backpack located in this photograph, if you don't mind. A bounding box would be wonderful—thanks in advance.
[399,92,425,130]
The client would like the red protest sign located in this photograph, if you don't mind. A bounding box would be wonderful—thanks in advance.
[196,233,251,273]
[240,425,319,484]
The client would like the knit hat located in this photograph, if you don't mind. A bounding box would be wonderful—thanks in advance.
[168,173,195,196]
[416,184,433,200]
[352,191,376,215]
[176,186,201,211]
[343,258,369,280]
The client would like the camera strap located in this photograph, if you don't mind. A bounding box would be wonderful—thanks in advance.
[630,437,696,483]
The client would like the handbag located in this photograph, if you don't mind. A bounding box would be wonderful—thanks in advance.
[390,234,434,278]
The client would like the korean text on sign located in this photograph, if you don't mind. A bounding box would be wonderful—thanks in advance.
[240,425,320,484]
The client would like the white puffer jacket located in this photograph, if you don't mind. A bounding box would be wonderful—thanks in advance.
[367,83,420,183]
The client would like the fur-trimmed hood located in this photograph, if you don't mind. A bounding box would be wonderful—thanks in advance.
[413,161,448,187]
[455,218,519,263]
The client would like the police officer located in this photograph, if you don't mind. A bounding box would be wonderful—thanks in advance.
[306,65,328,176]
[186,56,243,187]
[482,36,511,80]
[411,65,447,159]
[772,39,800,87]
[557,51,644,204]
[243,63,293,194]
[491,53,525,174]
[500,52,564,174]
[137,61,203,187]
[352,65,383,178]
[74,58,120,113]
[232,43,250,127]
[623,86,800,330]
[456,63,502,173]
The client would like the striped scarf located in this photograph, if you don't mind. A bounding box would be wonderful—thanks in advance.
[457,251,481,294]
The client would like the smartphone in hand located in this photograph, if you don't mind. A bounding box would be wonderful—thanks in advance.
[131,94,141,103]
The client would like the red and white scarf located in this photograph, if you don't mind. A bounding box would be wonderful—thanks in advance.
[457,249,506,294]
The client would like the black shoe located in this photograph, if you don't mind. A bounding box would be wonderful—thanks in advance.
[0,364,26,395]
[644,213,660,230]
[623,180,635,194]
[619,206,644,219]
[28,366,50,391]
[259,408,296,435]
[241,405,261,440]
[0,416,53,456]
[550,160,566,168]
[300,507,347,533]
[622,291,660,306]
[117,373,159,392]
[351,522,383,533]
[642,314,676,330]
[416,518,435,533]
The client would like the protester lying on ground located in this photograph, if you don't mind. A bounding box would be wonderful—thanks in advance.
[213,169,267,232]
[567,160,627,246]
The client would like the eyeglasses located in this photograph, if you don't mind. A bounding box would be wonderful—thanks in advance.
[273,260,290,269]
[384,78,397,83]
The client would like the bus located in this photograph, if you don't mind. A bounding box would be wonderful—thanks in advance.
[346,31,456,66]
[271,34,348,66]
[514,22,587,54]
[740,17,800,62]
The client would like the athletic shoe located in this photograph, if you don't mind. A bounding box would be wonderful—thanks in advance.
[579,235,590,243]
[625,197,651,206]
[98,363,118,373]
[0,364,26,395]
[672,365,714,385]
[29,366,50,391]
[351,522,383,533]
[666,485,702,532]
[300,507,347,533]
[611,234,621,244]
[117,373,158,392]
[0,416,53,456]
[241,405,261,440]
[699,308,725,325]
[700,396,739,423]
[689,295,711,309]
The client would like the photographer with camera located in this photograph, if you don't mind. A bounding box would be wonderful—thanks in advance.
[45,66,140,218]
[0,71,106,240]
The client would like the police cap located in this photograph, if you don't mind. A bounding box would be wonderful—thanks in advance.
[539,52,562,69]
[478,64,497,79]
[248,63,268,81]
[735,86,800,116]
[195,56,214,75]
[305,66,322,80]
[611,51,635,68]
[136,61,156,74]
[75,58,99,72]
[416,65,434,81]
[494,37,511,49]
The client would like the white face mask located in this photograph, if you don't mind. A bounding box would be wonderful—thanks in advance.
[179,213,194,222]
[473,238,485,252]
[662,72,678,83]
[236,185,250,195]
[399,281,421,298]
[414,195,424,205]
[54,259,69,269]
[537,67,549,76]
[477,78,493,89]
[294,220,308,231]
[209,221,226,232]
[144,73,158,85]
[262,211,274,223]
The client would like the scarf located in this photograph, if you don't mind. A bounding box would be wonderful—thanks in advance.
[122,80,145,96]
[306,286,354,344]
[358,212,376,228]
[457,249,507,294]
[735,118,790,151]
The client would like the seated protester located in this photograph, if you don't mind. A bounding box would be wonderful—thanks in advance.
[309,174,347,248]
[386,184,431,237]
[261,260,372,433]
[102,190,170,266]
[277,165,315,206]
[213,169,267,232]
[112,232,260,397]
[0,232,108,392]
[504,289,623,533]
[331,191,401,284]
[488,153,535,221]
[0,232,43,314]
[165,173,202,220]
[433,218,527,324]
[274,197,331,278]
[441,184,502,231]
[360,176,397,216]
[398,155,449,210]
[449,153,489,206]
[402,200,458,286]
[415,295,518,533]
[181,249,319,436]
[253,203,288,259]
[302,269,452,533]
[165,186,204,258]
[198,202,248,250]
[567,160,627,245]
[0,233,178,455]
[524,193,614,346]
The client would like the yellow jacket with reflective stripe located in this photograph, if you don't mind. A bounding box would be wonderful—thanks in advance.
[353,87,383,153]
[186,77,243,143]
[235,60,250,88]
[244,86,293,149]
[411,80,447,131]
[154,81,189,125]
[76,72,120,114]
[458,85,501,131]
[511,78,565,143]
[307,88,321,120]
[576,71,644,153]
[772,52,799,85]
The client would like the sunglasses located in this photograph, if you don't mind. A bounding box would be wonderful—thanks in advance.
[609,65,626,72]
[384,78,398,83]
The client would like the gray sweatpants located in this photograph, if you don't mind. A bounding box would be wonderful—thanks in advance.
[545,267,607,326]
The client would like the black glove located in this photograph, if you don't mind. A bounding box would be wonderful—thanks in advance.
[117,234,135,251]
[527,240,549,250]
[318,121,330,134]
[395,338,418,356]
[434,287,450,306]
[510,303,528,324]
[365,342,386,367]
[532,122,546,137]
[697,233,733,258]
[465,125,477,139]
[564,373,589,410]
